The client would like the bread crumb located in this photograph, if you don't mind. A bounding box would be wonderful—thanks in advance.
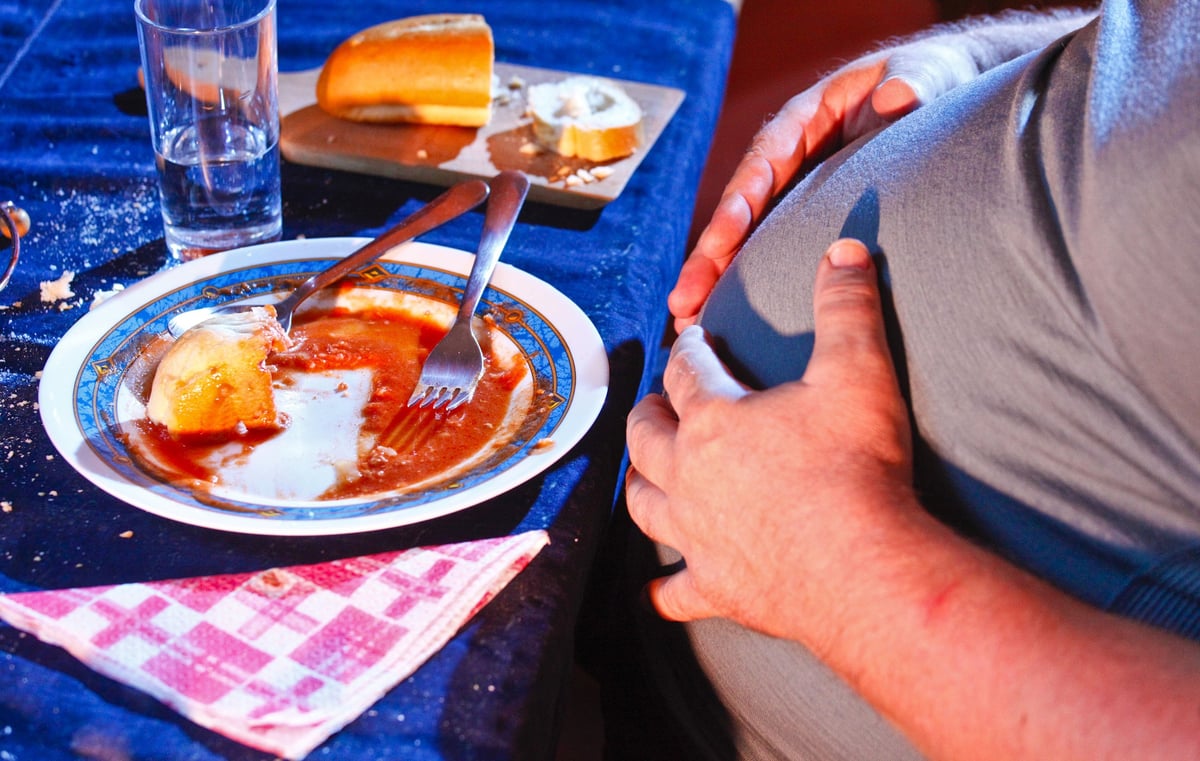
[40,271,76,303]
[518,142,541,156]
[1,501,12,513]
[532,438,555,452]
[591,166,615,180]
[508,75,525,90]
[564,174,584,187]
[416,148,428,160]
[89,283,125,311]
[119,530,134,539]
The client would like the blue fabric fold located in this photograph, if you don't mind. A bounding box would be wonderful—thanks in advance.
[0,0,735,756]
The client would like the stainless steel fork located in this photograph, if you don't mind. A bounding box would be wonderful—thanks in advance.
[406,170,530,411]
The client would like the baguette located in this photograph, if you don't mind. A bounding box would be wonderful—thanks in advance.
[526,75,643,162]
[316,14,494,127]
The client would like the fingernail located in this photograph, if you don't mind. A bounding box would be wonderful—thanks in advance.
[827,239,871,270]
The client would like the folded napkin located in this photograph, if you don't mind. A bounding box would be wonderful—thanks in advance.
[0,529,549,759]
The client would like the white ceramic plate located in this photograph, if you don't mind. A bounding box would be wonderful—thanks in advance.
[39,238,609,535]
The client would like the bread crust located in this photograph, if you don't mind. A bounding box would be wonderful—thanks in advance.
[316,14,494,127]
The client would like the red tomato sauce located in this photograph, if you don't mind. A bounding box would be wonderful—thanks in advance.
[128,306,529,501]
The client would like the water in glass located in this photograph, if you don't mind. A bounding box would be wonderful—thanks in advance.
[156,119,281,260]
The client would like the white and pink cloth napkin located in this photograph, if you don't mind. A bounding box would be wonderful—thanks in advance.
[0,529,549,759]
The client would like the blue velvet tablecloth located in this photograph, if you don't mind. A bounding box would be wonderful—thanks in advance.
[0,0,734,757]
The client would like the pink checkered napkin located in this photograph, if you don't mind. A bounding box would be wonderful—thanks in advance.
[0,529,549,759]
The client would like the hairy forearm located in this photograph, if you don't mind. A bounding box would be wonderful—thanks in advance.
[897,6,1099,70]
[916,7,1099,63]
[806,494,1200,761]
[863,6,1099,105]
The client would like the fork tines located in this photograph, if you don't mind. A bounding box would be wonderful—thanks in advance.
[408,385,470,411]
[403,170,530,415]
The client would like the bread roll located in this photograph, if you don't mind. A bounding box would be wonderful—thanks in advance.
[316,14,494,127]
[147,307,290,438]
[526,76,643,162]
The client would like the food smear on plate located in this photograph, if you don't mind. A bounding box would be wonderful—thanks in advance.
[126,291,535,503]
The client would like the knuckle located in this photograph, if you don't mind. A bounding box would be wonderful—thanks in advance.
[818,277,880,313]
[624,472,647,514]
[625,409,656,454]
[623,469,657,521]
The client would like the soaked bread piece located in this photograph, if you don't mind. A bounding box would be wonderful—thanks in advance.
[147,307,291,438]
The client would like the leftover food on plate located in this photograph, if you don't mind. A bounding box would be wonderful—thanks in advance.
[316,13,495,127]
[127,288,537,503]
[39,238,609,534]
[146,306,291,438]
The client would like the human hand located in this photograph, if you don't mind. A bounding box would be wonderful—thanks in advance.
[668,53,925,333]
[670,8,1098,333]
[629,239,915,644]
[639,245,1200,761]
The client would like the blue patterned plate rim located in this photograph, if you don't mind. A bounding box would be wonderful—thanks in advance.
[38,238,609,536]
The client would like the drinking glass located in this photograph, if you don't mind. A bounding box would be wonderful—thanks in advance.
[136,0,282,260]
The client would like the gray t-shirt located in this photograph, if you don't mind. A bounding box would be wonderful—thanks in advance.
[700,0,1200,635]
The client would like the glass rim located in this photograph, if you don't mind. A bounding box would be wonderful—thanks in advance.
[134,0,276,35]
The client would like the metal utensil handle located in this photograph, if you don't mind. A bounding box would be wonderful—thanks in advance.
[459,171,530,322]
[275,179,491,314]
[0,202,22,294]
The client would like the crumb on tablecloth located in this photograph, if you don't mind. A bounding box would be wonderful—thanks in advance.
[89,283,125,310]
[40,271,75,303]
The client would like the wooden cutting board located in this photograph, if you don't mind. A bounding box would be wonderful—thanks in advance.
[279,62,685,210]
